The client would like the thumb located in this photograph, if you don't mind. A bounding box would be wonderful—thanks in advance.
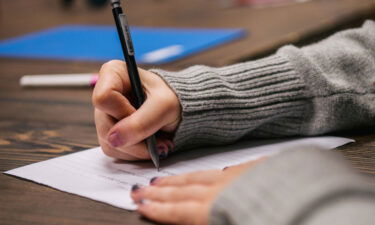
[107,95,173,148]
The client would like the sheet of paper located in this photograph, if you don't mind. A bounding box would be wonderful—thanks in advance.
[4,136,353,210]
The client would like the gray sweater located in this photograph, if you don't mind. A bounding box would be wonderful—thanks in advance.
[151,20,375,225]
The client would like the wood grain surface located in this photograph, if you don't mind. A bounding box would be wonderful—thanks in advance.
[0,0,374,225]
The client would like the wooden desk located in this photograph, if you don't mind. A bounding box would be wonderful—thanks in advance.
[1,0,374,224]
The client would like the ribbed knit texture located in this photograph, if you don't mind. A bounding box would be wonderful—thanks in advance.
[210,148,375,225]
[151,55,307,151]
[208,20,375,225]
[280,20,375,136]
[151,21,375,152]
[150,20,375,225]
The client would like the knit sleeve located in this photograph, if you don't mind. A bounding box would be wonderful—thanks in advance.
[150,20,375,151]
[151,54,307,151]
[210,148,375,225]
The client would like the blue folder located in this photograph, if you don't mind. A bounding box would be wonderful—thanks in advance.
[0,25,246,64]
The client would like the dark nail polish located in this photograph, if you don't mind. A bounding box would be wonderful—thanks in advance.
[157,145,166,153]
[131,184,140,192]
[108,131,123,147]
[159,151,168,159]
[222,166,228,171]
[150,177,159,185]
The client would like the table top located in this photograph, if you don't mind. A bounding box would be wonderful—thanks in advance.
[1,0,374,225]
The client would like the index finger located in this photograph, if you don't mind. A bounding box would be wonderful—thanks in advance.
[92,60,135,120]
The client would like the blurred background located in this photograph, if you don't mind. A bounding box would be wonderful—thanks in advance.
[2,0,374,69]
[1,1,375,225]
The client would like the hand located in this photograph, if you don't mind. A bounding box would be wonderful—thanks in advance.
[131,157,266,225]
[92,60,181,160]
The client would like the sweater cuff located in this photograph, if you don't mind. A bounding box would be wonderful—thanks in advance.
[150,55,307,151]
[210,148,372,225]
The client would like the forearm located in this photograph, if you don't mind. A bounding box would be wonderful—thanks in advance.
[152,54,306,150]
[151,20,375,151]
[280,20,375,135]
[210,148,375,225]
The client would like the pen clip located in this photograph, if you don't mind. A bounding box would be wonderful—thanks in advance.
[119,14,135,56]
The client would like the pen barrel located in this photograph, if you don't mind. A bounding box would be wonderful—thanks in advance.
[111,2,159,170]
[126,56,145,108]
[112,7,145,108]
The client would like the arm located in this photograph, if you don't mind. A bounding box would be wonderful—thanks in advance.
[92,21,374,159]
[210,148,375,225]
[209,21,375,225]
[131,148,375,225]
[151,20,375,151]
[124,21,375,225]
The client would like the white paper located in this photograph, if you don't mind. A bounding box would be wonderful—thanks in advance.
[4,136,353,210]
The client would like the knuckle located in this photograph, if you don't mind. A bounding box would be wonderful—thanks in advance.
[100,60,124,73]
[100,60,128,78]
[92,89,111,108]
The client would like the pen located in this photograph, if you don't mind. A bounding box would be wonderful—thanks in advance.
[20,73,98,87]
[110,0,159,170]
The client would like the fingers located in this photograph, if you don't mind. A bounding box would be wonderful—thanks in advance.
[130,158,268,225]
[93,60,181,161]
[150,170,223,187]
[223,157,267,173]
[95,108,149,160]
[132,185,213,203]
[95,108,174,160]
[137,201,209,225]
[107,92,177,149]
[93,60,135,120]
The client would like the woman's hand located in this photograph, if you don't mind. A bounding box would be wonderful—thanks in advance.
[131,157,265,225]
[92,60,181,160]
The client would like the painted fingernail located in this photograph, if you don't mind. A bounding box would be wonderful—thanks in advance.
[108,131,123,147]
[149,177,159,185]
[157,145,167,153]
[222,166,229,171]
[159,151,168,159]
[131,184,141,192]
[157,145,169,159]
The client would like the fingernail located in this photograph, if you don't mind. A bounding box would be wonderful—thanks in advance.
[157,145,167,153]
[222,166,228,171]
[131,184,141,192]
[149,177,159,185]
[108,131,123,147]
[157,145,169,159]
[159,151,168,159]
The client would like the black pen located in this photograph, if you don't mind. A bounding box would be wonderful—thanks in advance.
[110,0,159,170]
